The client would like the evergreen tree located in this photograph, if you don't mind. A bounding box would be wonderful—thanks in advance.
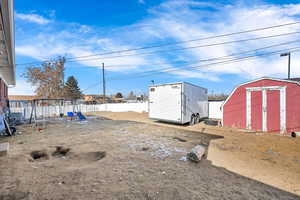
[115,92,123,98]
[64,76,83,100]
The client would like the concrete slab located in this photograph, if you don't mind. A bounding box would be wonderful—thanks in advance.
[0,142,9,157]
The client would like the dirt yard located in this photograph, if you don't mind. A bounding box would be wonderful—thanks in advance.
[0,117,299,200]
[92,111,300,196]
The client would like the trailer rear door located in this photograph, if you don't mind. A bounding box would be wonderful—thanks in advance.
[149,84,182,123]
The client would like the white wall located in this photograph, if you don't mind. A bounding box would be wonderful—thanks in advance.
[208,101,223,119]
[96,102,148,113]
[10,102,148,119]
[10,101,224,120]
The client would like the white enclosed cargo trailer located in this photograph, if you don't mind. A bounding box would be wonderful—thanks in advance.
[149,82,208,124]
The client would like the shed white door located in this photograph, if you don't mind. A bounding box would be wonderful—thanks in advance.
[246,86,286,133]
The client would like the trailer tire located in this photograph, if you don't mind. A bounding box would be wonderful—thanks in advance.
[195,114,200,124]
[190,115,195,126]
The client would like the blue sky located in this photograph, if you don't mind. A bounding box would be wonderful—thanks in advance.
[10,0,300,96]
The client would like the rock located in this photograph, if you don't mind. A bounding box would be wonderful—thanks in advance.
[187,145,206,163]
[0,143,9,157]
[30,150,49,160]
[58,181,65,185]
[52,146,70,157]
[173,136,187,142]
[141,147,149,151]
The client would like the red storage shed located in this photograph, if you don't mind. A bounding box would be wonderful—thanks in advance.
[222,77,300,134]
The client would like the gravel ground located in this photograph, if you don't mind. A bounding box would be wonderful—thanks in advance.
[94,111,300,195]
[0,118,299,200]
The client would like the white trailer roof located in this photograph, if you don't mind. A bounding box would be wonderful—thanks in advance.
[149,82,207,90]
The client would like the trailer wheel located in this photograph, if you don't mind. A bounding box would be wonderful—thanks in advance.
[190,115,195,126]
[195,114,200,124]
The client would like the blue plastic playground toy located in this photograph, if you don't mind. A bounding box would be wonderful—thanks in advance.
[77,112,86,120]
[67,112,74,120]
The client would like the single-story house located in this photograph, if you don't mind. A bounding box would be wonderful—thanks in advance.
[0,0,15,112]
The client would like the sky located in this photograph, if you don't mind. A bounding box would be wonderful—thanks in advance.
[10,0,300,96]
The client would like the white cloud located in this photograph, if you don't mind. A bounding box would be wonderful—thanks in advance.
[137,0,300,79]
[15,0,300,84]
[15,12,51,24]
[138,0,145,4]
[8,79,36,95]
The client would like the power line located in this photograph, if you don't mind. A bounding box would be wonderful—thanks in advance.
[20,30,297,69]
[83,47,300,91]
[59,31,300,63]
[107,46,300,81]
[16,21,300,66]
[85,39,300,83]
[144,47,300,76]
[81,46,300,92]
[58,21,300,60]
[99,39,300,71]
[64,38,300,70]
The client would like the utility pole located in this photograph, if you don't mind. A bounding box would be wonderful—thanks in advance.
[102,63,106,104]
[280,52,291,79]
[288,52,291,79]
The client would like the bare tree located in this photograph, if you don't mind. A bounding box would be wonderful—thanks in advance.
[23,57,66,99]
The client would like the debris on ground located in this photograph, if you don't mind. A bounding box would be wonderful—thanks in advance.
[179,156,187,161]
[141,147,149,151]
[30,150,49,160]
[150,146,172,159]
[0,142,9,157]
[37,128,44,132]
[52,146,71,157]
[261,157,276,164]
[92,151,106,161]
[204,119,219,126]
[58,181,65,185]
[265,148,279,156]
[128,136,187,160]
[173,136,187,142]
[187,145,206,163]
